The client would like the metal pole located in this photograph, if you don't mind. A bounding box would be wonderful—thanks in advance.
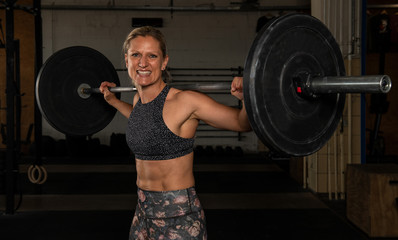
[34,0,43,168]
[5,0,17,215]
[81,82,232,95]
[15,39,20,156]
[81,75,391,98]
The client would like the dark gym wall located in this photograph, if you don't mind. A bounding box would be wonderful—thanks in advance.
[0,0,35,153]
[366,0,398,158]
[366,54,398,156]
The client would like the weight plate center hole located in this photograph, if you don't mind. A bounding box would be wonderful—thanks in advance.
[281,53,322,119]
[77,83,92,99]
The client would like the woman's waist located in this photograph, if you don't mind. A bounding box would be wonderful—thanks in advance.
[135,154,194,191]
[136,186,202,218]
[136,172,195,192]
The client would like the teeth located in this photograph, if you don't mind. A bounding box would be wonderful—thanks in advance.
[137,70,151,75]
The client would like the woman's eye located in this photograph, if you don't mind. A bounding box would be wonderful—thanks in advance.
[149,54,157,59]
[131,53,139,57]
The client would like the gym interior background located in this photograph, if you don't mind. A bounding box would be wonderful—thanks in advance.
[1,0,398,239]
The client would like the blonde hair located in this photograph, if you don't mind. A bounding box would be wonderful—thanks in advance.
[123,26,167,57]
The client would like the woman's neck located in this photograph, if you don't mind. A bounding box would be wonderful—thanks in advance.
[137,81,167,104]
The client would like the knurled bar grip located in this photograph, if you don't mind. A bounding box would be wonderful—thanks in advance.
[82,82,233,94]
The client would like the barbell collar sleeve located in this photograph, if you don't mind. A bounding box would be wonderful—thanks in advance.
[309,75,392,94]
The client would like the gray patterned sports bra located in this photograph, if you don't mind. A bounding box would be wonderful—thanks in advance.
[126,85,195,160]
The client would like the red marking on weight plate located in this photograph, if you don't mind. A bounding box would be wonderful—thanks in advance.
[297,87,302,93]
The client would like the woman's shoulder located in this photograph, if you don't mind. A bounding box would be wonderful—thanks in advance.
[169,87,208,102]
[168,87,218,114]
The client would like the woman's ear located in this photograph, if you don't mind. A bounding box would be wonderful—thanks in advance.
[162,55,169,70]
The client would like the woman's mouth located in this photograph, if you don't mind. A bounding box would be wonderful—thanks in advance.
[137,70,151,76]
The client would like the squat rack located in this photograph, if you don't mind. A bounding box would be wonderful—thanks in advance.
[1,0,43,215]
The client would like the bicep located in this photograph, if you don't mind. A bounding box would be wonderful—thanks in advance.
[191,93,242,131]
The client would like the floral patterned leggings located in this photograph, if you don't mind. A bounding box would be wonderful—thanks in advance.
[129,187,207,240]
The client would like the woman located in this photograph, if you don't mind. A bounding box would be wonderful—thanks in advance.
[100,26,251,240]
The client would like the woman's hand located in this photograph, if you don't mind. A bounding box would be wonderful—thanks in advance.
[99,81,118,105]
[231,77,244,101]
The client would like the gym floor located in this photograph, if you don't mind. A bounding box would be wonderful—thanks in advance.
[0,153,394,240]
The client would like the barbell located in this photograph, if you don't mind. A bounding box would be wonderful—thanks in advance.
[35,13,392,157]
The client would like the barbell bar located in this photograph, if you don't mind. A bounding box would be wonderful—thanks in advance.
[79,82,235,96]
[35,13,393,157]
[79,75,391,97]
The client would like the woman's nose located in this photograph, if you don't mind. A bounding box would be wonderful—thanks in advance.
[138,57,147,67]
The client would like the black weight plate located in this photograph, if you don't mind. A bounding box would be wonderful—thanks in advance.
[36,46,120,136]
[243,14,346,156]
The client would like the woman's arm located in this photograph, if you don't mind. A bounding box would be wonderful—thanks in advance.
[99,81,134,119]
[188,77,251,132]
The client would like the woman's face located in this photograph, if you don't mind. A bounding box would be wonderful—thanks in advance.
[125,36,169,87]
